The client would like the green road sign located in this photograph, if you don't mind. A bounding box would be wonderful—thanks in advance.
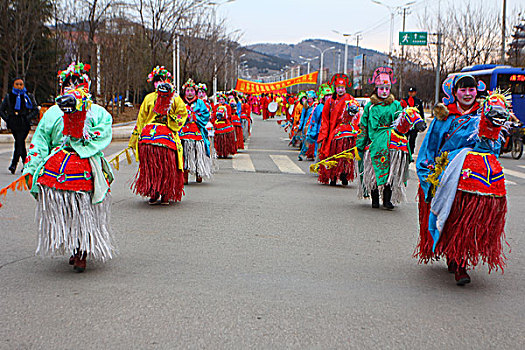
[399,32,428,46]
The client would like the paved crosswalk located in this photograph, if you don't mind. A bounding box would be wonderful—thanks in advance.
[231,153,305,174]
[231,153,525,186]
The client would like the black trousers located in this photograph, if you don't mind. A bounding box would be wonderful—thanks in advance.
[408,129,418,155]
[10,128,30,168]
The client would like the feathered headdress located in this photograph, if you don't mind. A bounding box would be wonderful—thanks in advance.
[182,78,197,91]
[147,66,172,83]
[197,83,208,91]
[58,62,91,89]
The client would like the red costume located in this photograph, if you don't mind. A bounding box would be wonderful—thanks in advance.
[212,102,237,158]
[261,95,269,120]
[317,76,353,161]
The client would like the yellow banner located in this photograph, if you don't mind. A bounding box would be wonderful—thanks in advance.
[235,71,319,94]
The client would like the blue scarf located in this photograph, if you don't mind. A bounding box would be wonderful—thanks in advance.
[12,87,33,111]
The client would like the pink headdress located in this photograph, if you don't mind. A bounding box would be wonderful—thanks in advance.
[368,67,396,86]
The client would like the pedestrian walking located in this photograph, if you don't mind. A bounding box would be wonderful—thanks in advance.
[400,87,426,154]
[0,77,38,174]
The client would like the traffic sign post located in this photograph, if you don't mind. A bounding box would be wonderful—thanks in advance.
[399,32,428,46]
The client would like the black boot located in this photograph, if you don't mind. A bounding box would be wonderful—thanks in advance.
[371,189,380,208]
[340,173,348,186]
[383,185,394,210]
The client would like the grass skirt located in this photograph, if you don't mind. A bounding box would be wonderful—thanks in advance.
[242,119,251,141]
[414,185,434,262]
[182,139,213,179]
[215,131,237,158]
[386,149,410,203]
[415,188,508,272]
[36,185,115,261]
[318,137,356,184]
[209,136,219,171]
[235,125,244,150]
[133,144,184,202]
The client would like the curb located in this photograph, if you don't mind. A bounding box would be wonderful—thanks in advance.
[0,125,135,144]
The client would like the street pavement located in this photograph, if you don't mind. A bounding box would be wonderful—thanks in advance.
[1,115,524,349]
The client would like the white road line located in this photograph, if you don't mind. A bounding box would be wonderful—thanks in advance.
[232,153,255,172]
[269,155,305,174]
[504,168,525,179]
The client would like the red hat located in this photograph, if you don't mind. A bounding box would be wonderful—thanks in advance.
[330,74,350,88]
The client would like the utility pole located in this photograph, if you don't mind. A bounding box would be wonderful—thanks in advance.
[337,49,341,73]
[501,0,507,64]
[399,7,408,98]
[434,33,442,105]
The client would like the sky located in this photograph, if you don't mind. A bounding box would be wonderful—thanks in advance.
[218,0,524,54]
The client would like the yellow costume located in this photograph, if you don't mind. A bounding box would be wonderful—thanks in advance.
[129,91,188,169]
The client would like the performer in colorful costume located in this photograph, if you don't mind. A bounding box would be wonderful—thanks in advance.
[212,94,236,158]
[317,98,360,185]
[179,79,212,184]
[198,83,218,171]
[317,74,354,185]
[129,66,188,205]
[229,96,244,150]
[240,96,252,141]
[289,91,307,146]
[414,75,507,286]
[23,62,115,272]
[356,67,403,209]
[297,90,317,160]
[305,84,333,161]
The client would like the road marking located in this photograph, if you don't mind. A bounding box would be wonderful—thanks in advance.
[232,153,255,172]
[245,148,298,153]
[504,168,525,179]
[269,155,305,174]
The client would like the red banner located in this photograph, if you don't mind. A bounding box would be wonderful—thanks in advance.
[235,72,319,94]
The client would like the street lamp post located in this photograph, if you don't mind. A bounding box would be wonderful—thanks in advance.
[299,55,318,75]
[332,30,361,74]
[209,0,236,102]
[310,45,335,84]
[371,0,415,65]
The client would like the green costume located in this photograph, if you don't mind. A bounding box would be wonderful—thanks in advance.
[357,94,403,186]
[23,104,114,204]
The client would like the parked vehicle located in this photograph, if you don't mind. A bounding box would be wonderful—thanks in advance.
[500,121,524,159]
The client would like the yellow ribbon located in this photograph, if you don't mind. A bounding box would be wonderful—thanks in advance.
[108,147,136,171]
[309,147,360,173]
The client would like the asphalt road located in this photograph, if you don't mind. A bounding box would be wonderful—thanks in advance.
[1,115,524,349]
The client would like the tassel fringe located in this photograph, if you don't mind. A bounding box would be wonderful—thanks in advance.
[35,185,115,261]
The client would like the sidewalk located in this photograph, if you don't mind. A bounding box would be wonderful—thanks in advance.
[0,123,135,144]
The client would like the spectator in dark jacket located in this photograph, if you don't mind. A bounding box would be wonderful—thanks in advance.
[0,77,38,174]
[400,86,425,155]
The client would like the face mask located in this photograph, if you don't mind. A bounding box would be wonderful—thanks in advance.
[377,85,391,99]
